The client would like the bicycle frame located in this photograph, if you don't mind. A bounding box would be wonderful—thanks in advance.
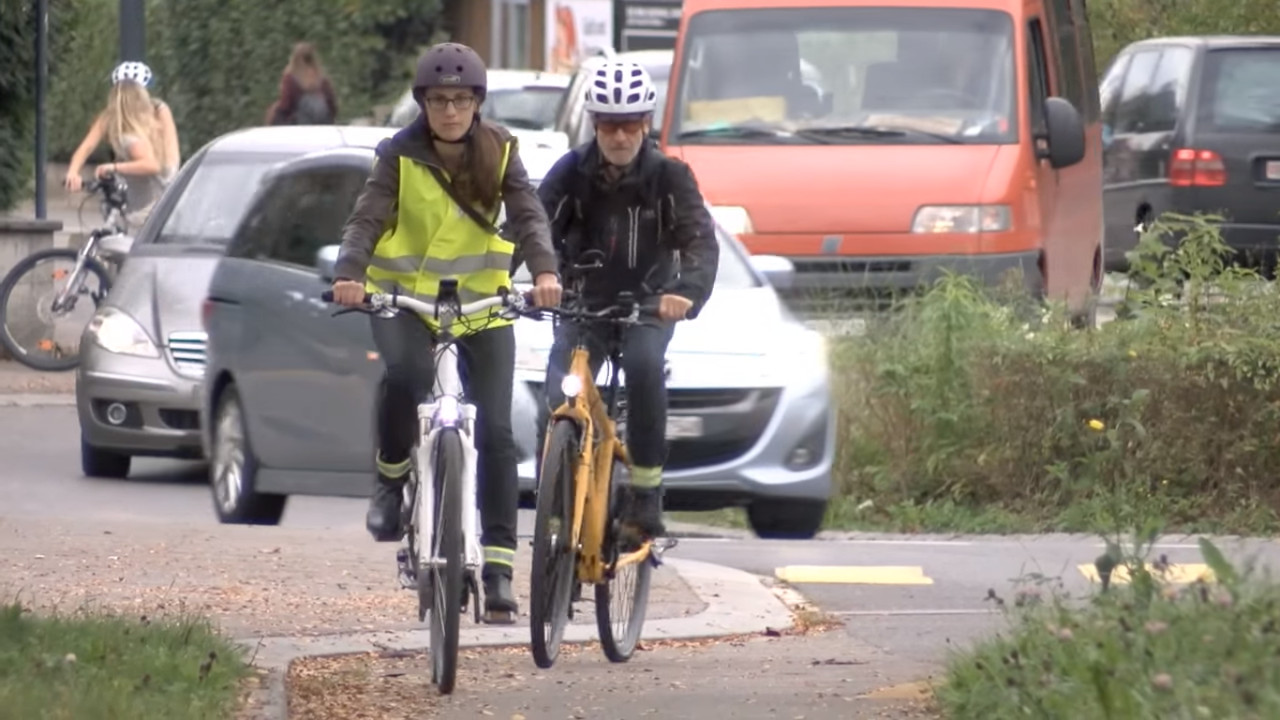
[546,335,652,586]
[412,324,483,585]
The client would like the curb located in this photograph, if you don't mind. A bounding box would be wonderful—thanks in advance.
[235,557,794,671]
[0,393,75,407]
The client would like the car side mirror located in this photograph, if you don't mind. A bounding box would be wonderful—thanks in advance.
[750,254,795,291]
[316,244,340,281]
[1043,97,1086,169]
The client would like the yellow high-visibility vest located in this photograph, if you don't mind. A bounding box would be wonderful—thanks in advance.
[364,140,514,334]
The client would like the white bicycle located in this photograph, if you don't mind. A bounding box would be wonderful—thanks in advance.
[321,280,528,695]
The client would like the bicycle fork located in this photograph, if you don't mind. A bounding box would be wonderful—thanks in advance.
[50,235,99,313]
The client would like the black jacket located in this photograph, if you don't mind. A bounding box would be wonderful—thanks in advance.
[534,139,719,318]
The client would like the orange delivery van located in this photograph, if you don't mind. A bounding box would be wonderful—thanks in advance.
[660,0,1105,327]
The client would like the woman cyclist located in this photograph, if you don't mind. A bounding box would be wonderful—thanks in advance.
[332,42,563,622]
[64,61,180,227]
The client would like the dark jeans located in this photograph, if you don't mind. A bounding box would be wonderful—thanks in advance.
[539,317,675,476]
[369,313,518,566]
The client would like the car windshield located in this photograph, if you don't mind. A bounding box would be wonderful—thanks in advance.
[669,7,1017,145]
[512,223,758,290]
[1198,48,1280,133]
[650,71,671,134]
[482,86,567,130]
[152,153,292,245]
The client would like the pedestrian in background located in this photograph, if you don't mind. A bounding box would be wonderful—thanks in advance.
[63,61,180,227]
[266,42,338,125]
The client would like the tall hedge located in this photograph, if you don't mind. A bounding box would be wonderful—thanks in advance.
[0,1,36,212]
[45,0,446,164]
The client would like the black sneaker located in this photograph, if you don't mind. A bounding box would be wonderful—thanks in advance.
[621,486,665,540]
[366,476,405,542]
[482,570,518,625]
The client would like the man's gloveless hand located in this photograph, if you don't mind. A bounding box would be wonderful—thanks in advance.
[658,294,693,321]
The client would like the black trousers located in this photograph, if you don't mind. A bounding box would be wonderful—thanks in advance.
[370,313,518,570]
[539,317,675,475]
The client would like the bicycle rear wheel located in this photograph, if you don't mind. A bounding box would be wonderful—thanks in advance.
[529,418,579,669]
[425,428,464,695]
[595,459,653,663]
[0,249,110,371]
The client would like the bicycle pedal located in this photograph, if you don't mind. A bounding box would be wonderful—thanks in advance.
[482,609,517,625]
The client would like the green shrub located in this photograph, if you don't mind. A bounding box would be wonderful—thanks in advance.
[831,213,1280,534]
[0,1,36,212]
[938,537,1280,719]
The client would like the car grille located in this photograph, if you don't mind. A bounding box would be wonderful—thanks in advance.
[167,331,208,378]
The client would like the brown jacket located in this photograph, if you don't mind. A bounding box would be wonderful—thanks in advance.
[334,119,558,283]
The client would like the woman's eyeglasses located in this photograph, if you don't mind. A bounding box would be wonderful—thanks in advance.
[424,95,477,111]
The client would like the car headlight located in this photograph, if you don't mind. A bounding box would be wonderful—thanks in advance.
[710,205,755,236]
[911,205,1011,233]
[775,327,829,380]
[86,307,160,358]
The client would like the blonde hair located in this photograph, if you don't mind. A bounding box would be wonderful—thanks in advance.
[101,81,167,170]
[285,42,324,91]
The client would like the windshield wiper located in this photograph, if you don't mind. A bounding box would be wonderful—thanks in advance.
[675,125,831,143]
[802,124,965,144]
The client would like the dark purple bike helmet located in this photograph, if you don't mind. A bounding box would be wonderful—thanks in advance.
[412,43,488,105]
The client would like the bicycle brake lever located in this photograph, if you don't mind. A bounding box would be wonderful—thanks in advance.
[331,307,370,318]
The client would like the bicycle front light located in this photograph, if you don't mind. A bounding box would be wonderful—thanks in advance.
[560,374,584,399]
[87,307,160,358]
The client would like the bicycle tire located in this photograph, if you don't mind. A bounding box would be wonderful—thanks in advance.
[595,458,653,663]
[0,248,111,371]
[427,428,465,695]
[529,418,579,669]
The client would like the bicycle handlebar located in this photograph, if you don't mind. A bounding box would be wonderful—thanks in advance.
[85,172,128,211]
[319,288,520,318]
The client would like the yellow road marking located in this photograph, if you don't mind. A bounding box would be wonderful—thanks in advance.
[775,565,934,585]
[1078,563,1214,585]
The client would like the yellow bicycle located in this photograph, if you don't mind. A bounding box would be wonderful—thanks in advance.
[522,265,675,669]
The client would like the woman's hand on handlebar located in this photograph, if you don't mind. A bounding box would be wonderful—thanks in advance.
[530,272,562,308]
[330,279,366,308]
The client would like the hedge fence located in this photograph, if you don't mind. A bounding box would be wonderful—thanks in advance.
[2,0,446,211]
[3,0,1280,212]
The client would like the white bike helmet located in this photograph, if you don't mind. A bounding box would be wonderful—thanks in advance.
[111,61,152,88]
[583,60,658,117]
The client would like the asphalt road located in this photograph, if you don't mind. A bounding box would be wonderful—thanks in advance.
[7,404,1280,718]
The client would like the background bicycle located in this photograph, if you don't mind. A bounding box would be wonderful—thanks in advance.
[0,172,134,371]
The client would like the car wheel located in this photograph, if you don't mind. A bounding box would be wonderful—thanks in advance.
[747,499,827,540]
[80,435,131,479]
[210,384,286,525]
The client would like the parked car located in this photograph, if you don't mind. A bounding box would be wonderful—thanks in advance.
[200,147,835,538]
[661,0,1104,327]
[387,69,572,153]
[75,125,399,478]
[1100,36,1280,272]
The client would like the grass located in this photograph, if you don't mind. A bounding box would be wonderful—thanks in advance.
[0,601,250,720]
[939,536,1280,719]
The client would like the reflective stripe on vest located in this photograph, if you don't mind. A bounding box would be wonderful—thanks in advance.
[364,141,514,335]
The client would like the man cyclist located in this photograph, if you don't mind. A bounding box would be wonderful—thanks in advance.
[534,59,719,539]
[332,42,563,622]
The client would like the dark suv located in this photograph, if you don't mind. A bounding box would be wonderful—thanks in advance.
[1101,36,1280,271]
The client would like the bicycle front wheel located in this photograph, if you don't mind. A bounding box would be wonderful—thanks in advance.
[0,248,111,371]
[529,418,580,669]
[595,459,653,663]
[425,428,464,695]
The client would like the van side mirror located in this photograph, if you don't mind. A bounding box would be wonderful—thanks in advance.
[316,244,340,281]
[1043,97,1086,169]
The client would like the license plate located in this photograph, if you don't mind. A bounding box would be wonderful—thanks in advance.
[805,318,868,337]
[1267,160,1280,180]
[665,416,704,439]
